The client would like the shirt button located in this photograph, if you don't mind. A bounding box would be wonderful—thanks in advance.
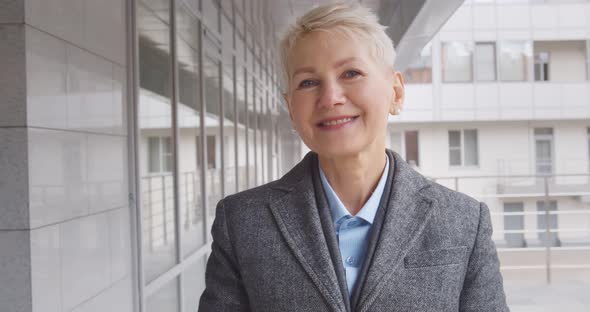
[346,256,357,266]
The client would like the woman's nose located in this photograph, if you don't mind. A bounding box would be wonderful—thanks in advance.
[317,81,346,109]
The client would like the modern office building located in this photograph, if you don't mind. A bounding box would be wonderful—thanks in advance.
[0,0,467,311]
[393,0,590,283]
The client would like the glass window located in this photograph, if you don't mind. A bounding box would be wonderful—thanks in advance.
[403,43,432,84]
[464,129,479,166]
[534,128,553,175]
[175,3,205,258]
[182,255,207,311]
[148,136,173,173]
[475,42,496,81]
[203,55,222,233]
[536,200,561,247]
[503,203,526,248]
[442,42,473,82]
[256,89,264,185]
[223,56,237,195]
[202,0,220,32]
[404,131,419,167]
[390,131,402,154]
[247,73,256,187]
[449,130,462,166]
[137,0,177,283]
[146,278,179,312]
[499,41,531,81]
[449,129,479,166]
[534,51,550,81]
[236,66,248,192]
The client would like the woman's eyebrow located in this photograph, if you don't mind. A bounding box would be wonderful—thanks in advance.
[291,57,362,79]
[333,56,360,68]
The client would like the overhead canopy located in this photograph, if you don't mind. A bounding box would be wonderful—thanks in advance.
[268,0,464,71]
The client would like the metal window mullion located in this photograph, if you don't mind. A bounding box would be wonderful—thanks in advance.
[233,55,239,192]
[244,67,250,189]
[220,58,226,198]
[198,18,210,247]
[169,0,184,309]
[127,0,144,310]
[253,78,258,186]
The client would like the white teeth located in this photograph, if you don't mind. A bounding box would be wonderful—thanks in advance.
[322,117,353,126]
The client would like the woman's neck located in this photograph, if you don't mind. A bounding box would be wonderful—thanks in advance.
[318,147,387,216]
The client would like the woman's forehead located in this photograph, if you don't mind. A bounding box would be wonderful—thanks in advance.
[288,32,371,69]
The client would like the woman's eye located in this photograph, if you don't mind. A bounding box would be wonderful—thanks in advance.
[343,70,361,79]
[298,80,317,88]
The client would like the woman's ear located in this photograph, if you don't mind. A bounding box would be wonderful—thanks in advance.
[390,71,405,115]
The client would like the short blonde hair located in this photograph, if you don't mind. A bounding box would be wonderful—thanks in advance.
[279,2,396,88]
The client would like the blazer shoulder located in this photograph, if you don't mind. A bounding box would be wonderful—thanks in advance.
[222,180,282,211]
[425,179,483,225]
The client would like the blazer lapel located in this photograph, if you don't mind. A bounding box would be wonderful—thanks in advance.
[355,150,436,312]
[268,153,346,312]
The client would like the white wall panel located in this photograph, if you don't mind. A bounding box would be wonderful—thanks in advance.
[25,0,85,47]
[30,224,61,312]
[441,84,474,109]
[497,5,530,30]
[60,213,111,311]
[28,128,89,228]
[26,27,68,130]
[473,5,495,30]
[441,6,472,31]
[87,135,128,214]
[404,85,434,110]
[531,5,558,29]
[499,83,533,120]
[559,4,587,28]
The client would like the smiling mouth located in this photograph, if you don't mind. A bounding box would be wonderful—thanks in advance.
[317,116,359,128]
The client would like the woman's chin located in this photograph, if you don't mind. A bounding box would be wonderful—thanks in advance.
[313,143,363,159]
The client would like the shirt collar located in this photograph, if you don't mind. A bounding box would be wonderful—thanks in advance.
[319,154,390,226]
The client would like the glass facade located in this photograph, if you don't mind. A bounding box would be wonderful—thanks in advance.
[134,0,300,310]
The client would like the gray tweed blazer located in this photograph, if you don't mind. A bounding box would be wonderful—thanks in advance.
[198,149,509,312]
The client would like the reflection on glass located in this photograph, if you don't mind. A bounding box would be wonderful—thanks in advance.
[475,42,496,81]
[202,0,220,32]
[137,0,177,283]
[247,71,256,187]
[236,66,248,192]
[442,41,473,82]
[256,90,264,185]
[182,255,207,311]
[403,42,432,84]
[176,3,205,259]
[223,58,237,195]
[203,55,222,229]
[499,41,531,81]
[146,278,179,312]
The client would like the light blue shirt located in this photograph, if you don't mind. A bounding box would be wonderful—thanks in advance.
[318,155,390,297]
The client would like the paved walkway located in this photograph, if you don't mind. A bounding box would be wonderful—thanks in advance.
[505,280,590,311]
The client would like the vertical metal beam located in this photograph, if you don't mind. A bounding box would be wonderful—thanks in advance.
[169,0,184,308]
[198,2,209,247]
[126,0,144,310]
[544,176,552,285]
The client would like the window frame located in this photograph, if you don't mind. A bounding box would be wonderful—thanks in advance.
[448,129,480,168]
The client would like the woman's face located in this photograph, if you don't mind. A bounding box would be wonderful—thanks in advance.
[284,31,404,159]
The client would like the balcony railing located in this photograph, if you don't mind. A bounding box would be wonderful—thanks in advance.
[431,173,590,284]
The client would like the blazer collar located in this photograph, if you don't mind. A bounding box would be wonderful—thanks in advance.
[268,150,435,312]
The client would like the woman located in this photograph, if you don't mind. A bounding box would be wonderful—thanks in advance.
[199,3,508,311]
